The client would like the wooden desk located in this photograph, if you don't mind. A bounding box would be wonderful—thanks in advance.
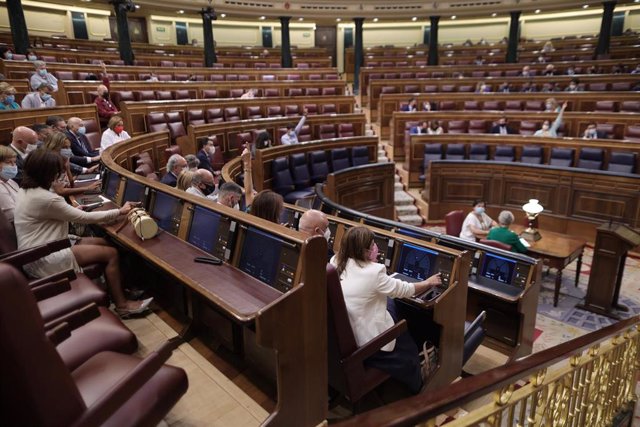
[513,224,586,307]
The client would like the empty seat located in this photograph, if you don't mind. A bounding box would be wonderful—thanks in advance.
[264,88,279,97]
[174,89,190,100]
[55,71,75,80]
[458,85,474,93]
[524,101,543,111]
[206,108,224,123]
[463,101,480,111]
[267,105,283,117]
[596,123,615,139]
[229,89,244,98]
[577,148,604,170]
[83,119,102,151]
[607,152,636,174]
[209,74,224,81]
[381,86,398,95]
[224,107,241,122]
[271,157,314,203]
[289,153,313,190]
[245,106,263,119]
[624,125,640,142]
[285,105,300,116]
[494,145,515,162]
[445,144,466,160]
[468,144,488,160]
[288,88,303,96]
[330,148,351,172]
[447,120,467,134]
[351,146,369,166]
[594,101,616,112]
[110,91,134,109]
[520,145,543,164]
[620,101,640,113]
[519,121,538,136]
[322,87,337,96]
[187,110,206,126]
[309,151,330,184]
[441,84,455,93]
[404,84,420,93]
[338,123,355,138]
[588,82,607,91]
[305,87,320,96]
[304,104,318,115]
[549,147,575,167]
[146,112,168,133]
[320,104,337,114]
[611,82,631,91]
[202,89,218,99]
[155,91,173,101]
[482,101,501,111]
[468,120,487,134]
[135,91,155,101]
[157,74,172,81]
[166,111,186,142]
[298,125,312,142]
[504,100,522,112]
[319,124,337,140]
[420,144,442,181]
[438,101,456,111]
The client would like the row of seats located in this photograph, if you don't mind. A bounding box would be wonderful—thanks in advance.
[366,64,630,78]
[381,81,636,94]
[419,143,637,180]
[397,99,639,114]
[21,56,328,68]
[272,147,370,203]
[52,70,339,82]
[363,55,609,67]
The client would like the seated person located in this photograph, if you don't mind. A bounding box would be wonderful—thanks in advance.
[543,64,556,76]
[185,154,200,172]
[253,131,273,157]
[100,116,130,153]
[46,115,67,133]
[542,41,555,53]
[497,82,511,93]
[31,123,53,148]
[10,126,39,185]
[26,49,38,62]
[65,117,100,159]
[400,97,420,112]
[460,199,497,242]
[475,81,491,93]
[583,122,607,139]
[14,149,151,316]
[519,65,532,78]
[21,83,55,109]
[176,170,196,191]
[43,132,100,197]
[490,116,516,135]
[298,209,333,257]
[1,47,14,60]
[95,63,119,126]
[216,182,243,209]
[240,88,257,99]
[250,190,284,224]
[196,137,216,173]
[281,110,308,145]
[544,98,561,112]
[0,82,20,110]
[185,169,217,200]
[486,210,528,253]
[564,78,582,92]
[0,146,19,224]
[330,226,441,394]
[410,121,442,135]
[161,154,188,187]
[29,60,58,92]
[534,102,567,137]
[520,81,537,93]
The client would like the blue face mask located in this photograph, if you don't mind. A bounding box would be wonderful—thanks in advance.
[60,148,73,159]
[41,93,52,102]
[77,126,86,135]
[4,95,15,104]
[474,206,485,215]
[28,55,37,61]
[38,69,47,76]
[0,164,17,181]
[5,52,13,60]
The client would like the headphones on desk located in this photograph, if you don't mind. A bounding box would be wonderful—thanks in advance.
[127,208,158,240]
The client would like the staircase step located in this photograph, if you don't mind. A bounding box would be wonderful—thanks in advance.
[397,214,424,226]
[395,204,418,216]
[394,182,404,191]
[394,191,414,205]
[394,174,401,183]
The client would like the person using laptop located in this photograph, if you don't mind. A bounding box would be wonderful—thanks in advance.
[330,226,441,394]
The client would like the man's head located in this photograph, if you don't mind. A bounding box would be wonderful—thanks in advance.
[33,60,47,75]
[498,210,515,227]
[46,115,66,132]
[167,154,187,176]
[185,154,200,171]
[197,137,216,155]
[522,65,530,75]
[192,168,216,195]
[11,126,39,152]
[30,123,53,146]
[217,182,243,208]
[36,83,53,98]
[497,116,507,126]
[97,84,109,98]
[298,209,330,241]
[67,117,85,135]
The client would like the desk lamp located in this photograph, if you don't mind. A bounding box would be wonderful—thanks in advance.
[521,199,543,241]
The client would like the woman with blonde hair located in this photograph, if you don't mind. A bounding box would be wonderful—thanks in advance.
[0,82,20,110]
[176,170,196,191]
[100,115,130,153]
[44,132,100,197]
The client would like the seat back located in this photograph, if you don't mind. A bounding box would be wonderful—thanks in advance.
[174,89,190,100]
[577,148,604,170]
[519,121,538,136]
[607,151,636,174]
[0,263,86,426]
[445,210,464,236]
[320,104,336,114]
[319,124,337,140]
[338,123,355,138]
[351,146,369,166]
[594,101,615,112]
[246,106,263,119]
[111,90,135,109]
[330,148,351,172]
[206,108,224,123]
[494,145,515,162]
[146,112,168,133]
[166,111,186,140]
[187,110,206,126]
[155,90,173,101]
[520,145,543,164]
[271,156,295,195]
[309,150,330,184]
[289,153,311,189]
[285,105,299,116]
[447,120,467,134]
[524,101,543,111]
[468,120,487,134]
[549,147,575,167]
[267,105,283,117]
[479,239,512,251]
[224,107,241,122]
[202,89,218,99]
[135,90,156,101]
[0,212,17,254]
[469,144,488,160]
[445,143,466,160]
[298,125,312,142]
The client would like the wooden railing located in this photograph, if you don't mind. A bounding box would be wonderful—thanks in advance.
[334,315,640,427]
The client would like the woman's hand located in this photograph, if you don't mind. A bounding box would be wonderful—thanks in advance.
[84,181,101,193]
[414,273,442,295]
[119,201,140,216]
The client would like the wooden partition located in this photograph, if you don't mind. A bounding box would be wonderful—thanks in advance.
[367,74,640,110]
[0,60,338,82]
[58,79,346,106]
[387,109,640,149]
[101,132,328,426]
[120,95,356,136]
[184,113,367,158]
[358,58,639,98]
[323,162,395,220]
[253,136,378,191]
[404,134,640,186]
[0,104,100,146]
[427,160,640,240]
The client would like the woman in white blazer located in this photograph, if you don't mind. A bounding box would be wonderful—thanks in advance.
[330,226,441,394]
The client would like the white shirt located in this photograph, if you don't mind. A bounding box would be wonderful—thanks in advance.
[100,128,131,153]
[186,185,218,201]
[460,211,494,242]
[29,72,59,91]
[329,257,415,352]
[280,116,306,145]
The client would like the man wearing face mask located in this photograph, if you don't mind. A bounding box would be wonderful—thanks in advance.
[9,126,39,185]
[65,117,100,160]
[186,169,218,200]
[490,116,516,135]
[29,61,58,92]
[95,63,119,126]
[216,182,243,210]
[196,137,216,173]
[21,83,56,109]
[280,109,308,145]
[582,123,607,140]
[298,209,334,258]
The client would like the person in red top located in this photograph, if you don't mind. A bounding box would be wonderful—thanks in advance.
[94,62,119,127]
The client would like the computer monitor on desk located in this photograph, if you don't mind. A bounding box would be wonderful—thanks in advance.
[149,190,183,236]
[102,170,121,202]
[122,179,148,206]
[473,252,529,297]
[392,241,455,289]
[236,226,299,293]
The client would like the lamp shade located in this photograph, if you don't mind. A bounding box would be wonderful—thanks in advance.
[522,199,544,216]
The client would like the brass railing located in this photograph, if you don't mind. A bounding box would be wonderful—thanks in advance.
[335,316,640,427]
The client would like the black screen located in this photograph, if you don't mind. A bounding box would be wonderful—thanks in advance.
[122,179,146,204]
[187,206,221,253]
[151,191,180,233]
[396,227,428,240]
[238,227,283,286]
[104,170,120,201]
[395,242,439,281]
[480,253,516,285]
[279,208,296,228]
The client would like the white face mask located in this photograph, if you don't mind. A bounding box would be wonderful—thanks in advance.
[26,144,37,154]
[323,227,331,242]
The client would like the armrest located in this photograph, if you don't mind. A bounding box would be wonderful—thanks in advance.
[44,303,100,331]
[0,238,71,268]
[71,337,184,427]
[29,269,77,289]
[31,278,72,301]
[464,311,486,340]
[346,320,408,365]
[46,322,72,346]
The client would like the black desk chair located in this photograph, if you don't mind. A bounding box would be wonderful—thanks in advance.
[463,311,487,371]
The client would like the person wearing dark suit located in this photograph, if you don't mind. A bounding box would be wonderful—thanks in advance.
[490,116,516,135]
[400,97,418,112]
[65,117,100,158]
[195,137,215,173]
[161,154,187,187]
